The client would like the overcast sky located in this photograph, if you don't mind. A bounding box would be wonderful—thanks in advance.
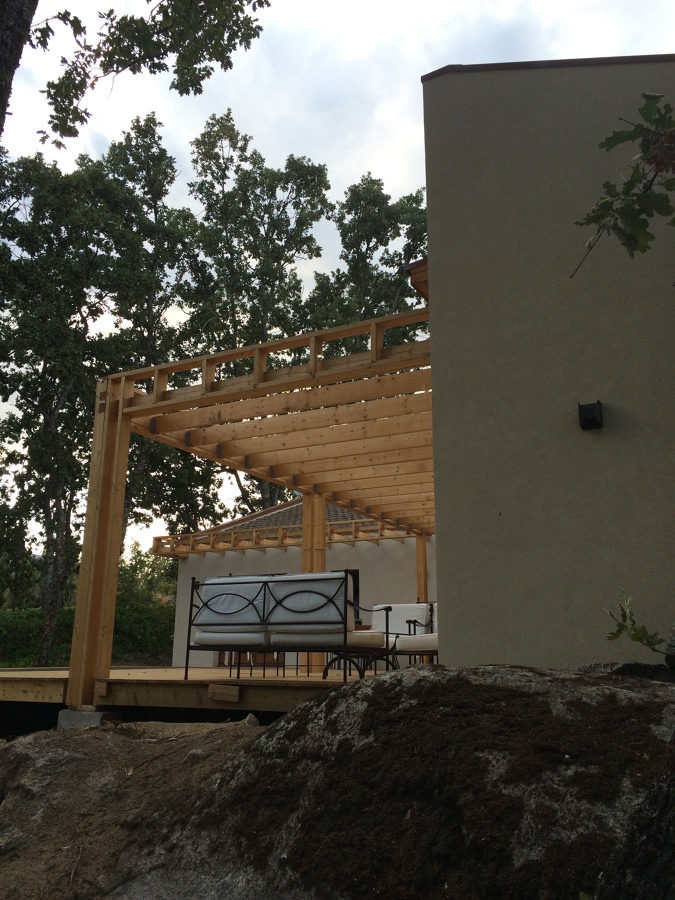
[5,1,675,274]
[3,0,674,545]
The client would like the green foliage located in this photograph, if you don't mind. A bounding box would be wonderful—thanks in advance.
[116,542,177,607]
[304,174,427,353]
[0,540,176,665]
[577,93,675,263]
[0,485,40,609]
[26,1,270,145]
[0,601,175,667]
[606,596,666,653]
[111,602,176,661]
[179,110,333,515]
[183,110,332,352]
[0,146,137,657]
[0,606,73,667]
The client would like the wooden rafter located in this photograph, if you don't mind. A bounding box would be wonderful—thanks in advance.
[152,517,416,560]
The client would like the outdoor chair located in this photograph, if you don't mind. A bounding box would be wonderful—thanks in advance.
[390,602,438,664]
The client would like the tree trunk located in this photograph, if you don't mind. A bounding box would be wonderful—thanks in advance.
[0,0,39,137]
[36,479,74,666]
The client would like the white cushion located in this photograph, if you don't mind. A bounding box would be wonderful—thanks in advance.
[372,603,429,637]
[396,633,439,653]
[266,573,353,632]
[193,578,266,632]
[269,630,385,648]
[193,630,270,646]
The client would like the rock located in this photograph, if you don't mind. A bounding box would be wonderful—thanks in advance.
[186,665,675,900]
[1,666,675,899]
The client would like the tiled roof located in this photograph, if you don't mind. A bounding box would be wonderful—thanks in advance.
[206,499,369,535]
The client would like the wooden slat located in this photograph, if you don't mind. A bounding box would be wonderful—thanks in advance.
[123,340,430,417]
[270,445,433,479]
[135,370,431,435]
[119,307,429,383]
[181,391,431,446]
[292,459,434,486]
[209,411,433,459]
[227,430,433,470]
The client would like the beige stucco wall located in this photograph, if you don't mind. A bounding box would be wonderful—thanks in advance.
[424,55,675,669]
[172,536,436,666]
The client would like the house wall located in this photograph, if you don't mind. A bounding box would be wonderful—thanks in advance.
[172,536,436,667]
[424,55,675,669]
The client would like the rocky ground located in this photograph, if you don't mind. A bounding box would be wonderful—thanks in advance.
[1,664,675,899]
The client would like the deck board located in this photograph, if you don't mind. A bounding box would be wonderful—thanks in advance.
[0,666,366,712]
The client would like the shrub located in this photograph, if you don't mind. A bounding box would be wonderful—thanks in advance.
[0,602,175,667]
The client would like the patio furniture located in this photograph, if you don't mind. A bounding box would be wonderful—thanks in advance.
[184,570,397,681]
[394,602,438,663]
[371,603,431,650]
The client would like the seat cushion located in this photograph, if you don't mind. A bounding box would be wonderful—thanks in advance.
[193,630,270,647]
[395,633,439,653]
[269,630,385,649]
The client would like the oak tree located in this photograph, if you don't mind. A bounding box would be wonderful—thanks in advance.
[0,0,269,142]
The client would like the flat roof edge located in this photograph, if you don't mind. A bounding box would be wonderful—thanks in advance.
[422,53,675,83]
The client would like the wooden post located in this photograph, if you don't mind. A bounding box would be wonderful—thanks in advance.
[311,493,326,572]
[66,376,132,709]
[416,533,428,604]
[301,493,327,673]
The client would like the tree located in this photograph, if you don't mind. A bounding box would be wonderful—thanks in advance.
[116,541,177,607]
[305,174,427,350]
[0,0,39,138]
[179,110,332,513]
[0,483,39,610]
[0,148,134,661]
[576,93,675,268]
[98,113,228,540]
[0,0,270,142]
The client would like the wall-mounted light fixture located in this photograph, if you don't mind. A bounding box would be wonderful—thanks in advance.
[578,400,603,430]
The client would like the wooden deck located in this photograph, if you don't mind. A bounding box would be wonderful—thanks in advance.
[0,665,365,713]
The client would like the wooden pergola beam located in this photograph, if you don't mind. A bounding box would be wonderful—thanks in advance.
[123,310,429,417]
[175,391,432,446]
[225,430,432,469]
[136,369,432,435]
[268,445,433,478]
[199,411,433,459]
[293,463,434,488]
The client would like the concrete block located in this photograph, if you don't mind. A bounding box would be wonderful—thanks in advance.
[57,709,105,730]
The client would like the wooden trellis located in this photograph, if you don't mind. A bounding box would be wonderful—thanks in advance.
[67,307,433,708]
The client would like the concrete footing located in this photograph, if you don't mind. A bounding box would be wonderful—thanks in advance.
[57,709,106,730]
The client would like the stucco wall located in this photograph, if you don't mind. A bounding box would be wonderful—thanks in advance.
[424,56,675,668]
[172,536,436,666]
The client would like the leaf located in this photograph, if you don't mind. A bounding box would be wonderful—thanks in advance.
[636,191,674,218]
[600,128,644,151]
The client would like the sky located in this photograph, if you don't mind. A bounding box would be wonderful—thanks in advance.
[3,0,674,548]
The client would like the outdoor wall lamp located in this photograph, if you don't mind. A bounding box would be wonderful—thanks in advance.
[578,400,603,430]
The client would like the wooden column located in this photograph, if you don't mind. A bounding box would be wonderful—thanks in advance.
[416,534,429,604]
[301,492,326,573]
[66,376,132,709]
[301,492,327,673]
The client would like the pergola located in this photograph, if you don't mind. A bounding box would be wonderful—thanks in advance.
[67,304,432,708]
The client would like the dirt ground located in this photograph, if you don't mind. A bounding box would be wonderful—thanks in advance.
[0,719,265,899]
